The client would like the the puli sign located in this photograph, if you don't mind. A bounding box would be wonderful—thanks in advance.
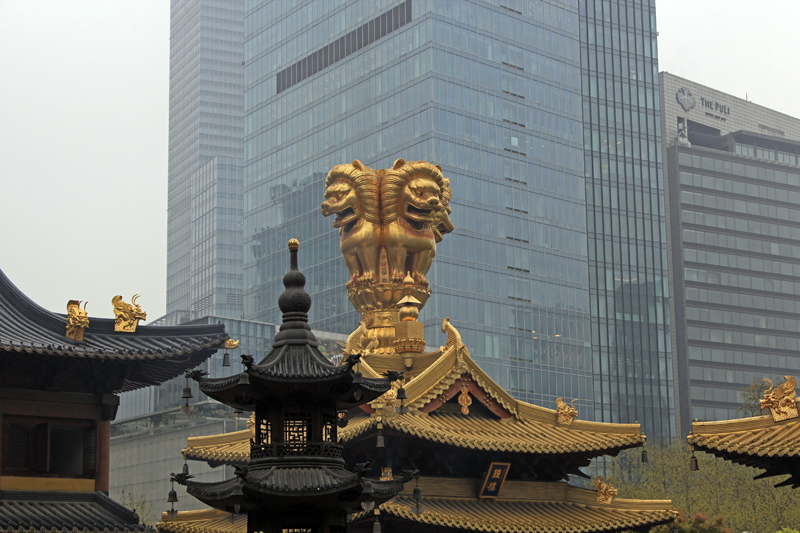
[676,87,695,112]
[700,96,731,115]
[676,87,731,120]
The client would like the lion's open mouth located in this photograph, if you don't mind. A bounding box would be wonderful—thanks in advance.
[332,206,358,228]
[335,207,355,222]
[407,205,432,217]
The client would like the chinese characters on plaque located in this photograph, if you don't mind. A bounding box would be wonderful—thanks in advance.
[478,462,510,499]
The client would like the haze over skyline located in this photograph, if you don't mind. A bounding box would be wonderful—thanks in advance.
[1,0,798,320]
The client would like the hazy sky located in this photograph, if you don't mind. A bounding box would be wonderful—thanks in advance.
[1,0,798,321]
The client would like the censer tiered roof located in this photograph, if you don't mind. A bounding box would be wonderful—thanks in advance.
[174,240,410,532]
[160,159,676,533]
[688,376,800,488]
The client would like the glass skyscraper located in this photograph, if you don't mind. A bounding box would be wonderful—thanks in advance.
[242,0,672,438]
[579,1,672,438]
[167,0,245,321]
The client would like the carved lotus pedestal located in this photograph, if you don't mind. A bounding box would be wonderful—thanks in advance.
[348,282,430,355]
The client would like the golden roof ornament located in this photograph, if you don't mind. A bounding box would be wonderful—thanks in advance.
[223,339,240,349]
[345,319,370,355]
[65,300,89,341]
[458,384,472,415]
[759,376,799,422]
[112,294,147,333]
[594,478,618,504]
[556,398,579,425]
[441,317,463,352]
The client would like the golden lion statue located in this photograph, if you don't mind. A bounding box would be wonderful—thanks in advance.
[66,300,90,341]
[112,294,147,333]
[382,159,450,285]
[320,160,382,288]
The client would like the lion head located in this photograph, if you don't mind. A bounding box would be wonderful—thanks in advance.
[381,159,445,229]
[320,160,380,233]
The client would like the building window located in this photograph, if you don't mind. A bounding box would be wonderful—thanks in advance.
[1,417,95,477]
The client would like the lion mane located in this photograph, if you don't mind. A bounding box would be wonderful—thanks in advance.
[380,159,445,224]
[324,159,381,224]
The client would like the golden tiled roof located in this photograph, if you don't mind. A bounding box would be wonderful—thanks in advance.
[183,345,645,465]
[688,406,800,487]
[688,411,800,458]
[390,476,676,527]
[376,495,675,532]
[157,509,244,533]
[344,411,643,454]
[183,427,251,466]
[158,479,676,533]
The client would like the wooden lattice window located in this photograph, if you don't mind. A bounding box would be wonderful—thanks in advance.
[7,424,29,469]
[322,414,335,442]
[258,418,272,445]
[283,413,311,443]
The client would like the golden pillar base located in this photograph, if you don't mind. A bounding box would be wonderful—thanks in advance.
[349,283,430,355]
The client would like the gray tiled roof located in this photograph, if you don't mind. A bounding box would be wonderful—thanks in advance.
[0,269,227,392]
[187,466,357,500]
[253,343,350,379]
[0,490,150,532]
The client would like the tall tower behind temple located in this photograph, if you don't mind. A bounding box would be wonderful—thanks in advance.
[167,0,245,323]
[242,0,672,438]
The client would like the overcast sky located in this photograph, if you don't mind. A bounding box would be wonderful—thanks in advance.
[1,0,798,321]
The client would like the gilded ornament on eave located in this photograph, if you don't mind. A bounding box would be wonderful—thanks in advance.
[112,294,147,333]
[760,376,799,422]
[66,300,89,341]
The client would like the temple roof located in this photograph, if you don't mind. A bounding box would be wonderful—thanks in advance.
[0,490,149,533]
[183,345,644,466]
[343,411,642,455]
[371,494,675,533]
[178,465,406,515]
[157,510,240,533]
[251,343,350,378]
[158,479,676,533]
[0,268,228,392]
[688,404,800,487]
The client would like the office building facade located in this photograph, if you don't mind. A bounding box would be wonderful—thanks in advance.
[242,0,671,437]
[660,72,800,435]
[579,1,672,437]
[167,0,245,321]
